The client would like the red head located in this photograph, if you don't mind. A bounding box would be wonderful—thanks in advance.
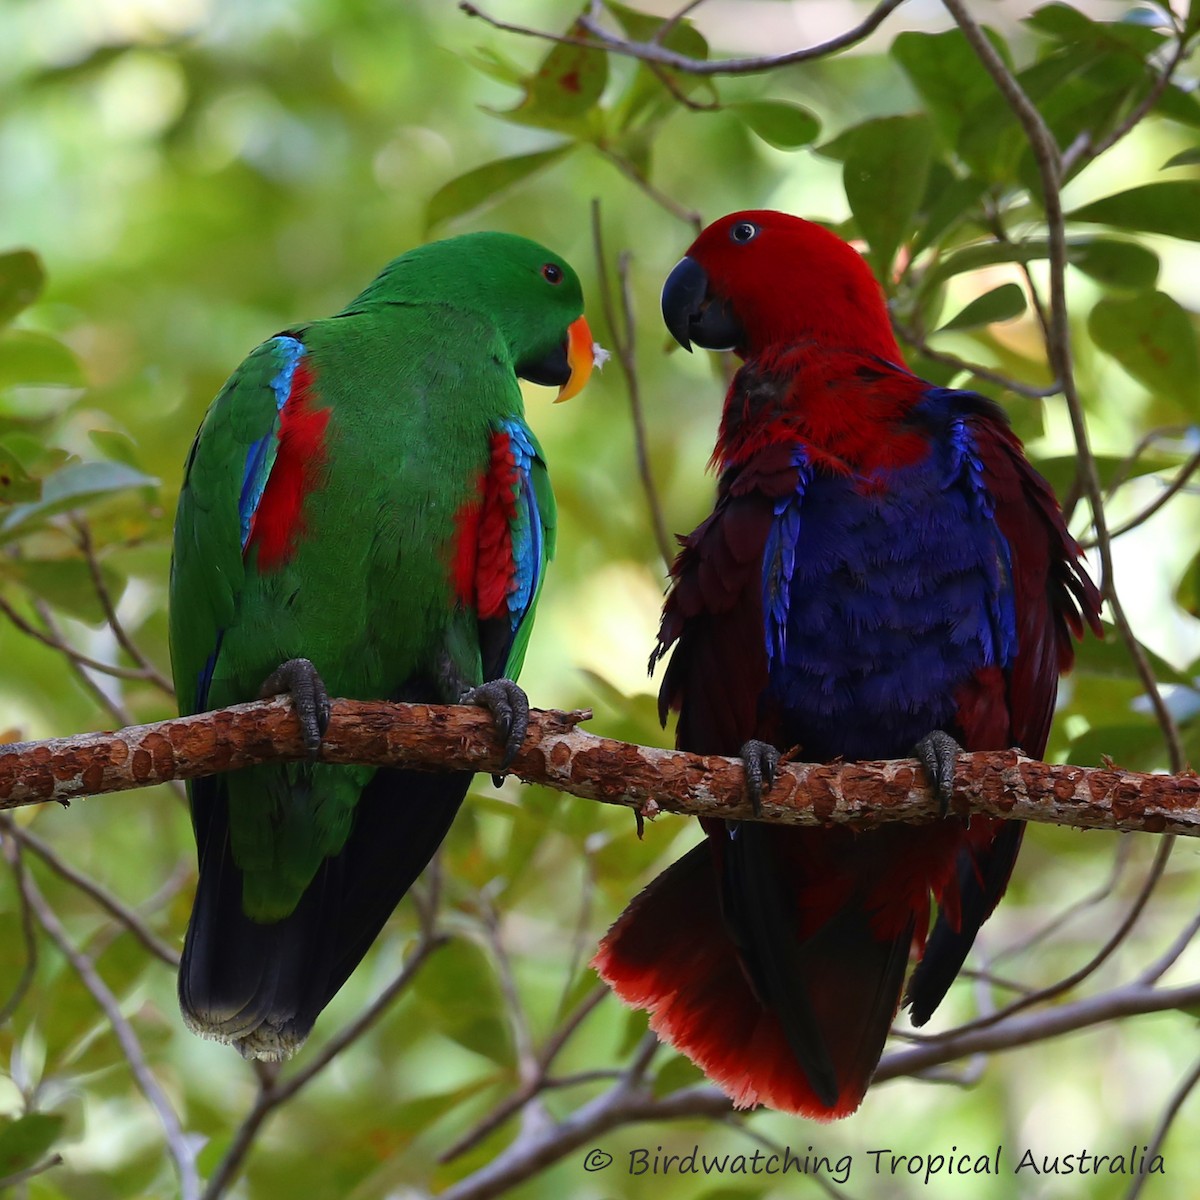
[661,211,901,362]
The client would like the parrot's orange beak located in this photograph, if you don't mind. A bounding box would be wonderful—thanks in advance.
[555,316,598,403]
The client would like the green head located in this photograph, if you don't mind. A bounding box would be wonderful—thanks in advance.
[343,231,596,400]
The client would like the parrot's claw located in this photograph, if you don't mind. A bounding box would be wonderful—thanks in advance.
[914,729,963,816]
[462,678,530,780]
[740,739,781,818]
[259,658,331,756]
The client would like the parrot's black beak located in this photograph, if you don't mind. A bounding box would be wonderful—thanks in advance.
[516,341,571,389]
[661,256,742,353]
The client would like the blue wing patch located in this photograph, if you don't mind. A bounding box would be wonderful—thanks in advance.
[238,336,305,548]
[499,417,543,633]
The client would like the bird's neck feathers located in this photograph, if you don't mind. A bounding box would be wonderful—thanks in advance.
[713,346,933,476]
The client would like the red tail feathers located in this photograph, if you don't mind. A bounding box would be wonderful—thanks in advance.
[594,825,964,1119]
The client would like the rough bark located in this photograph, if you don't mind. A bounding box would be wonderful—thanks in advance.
[0,698,1195,836]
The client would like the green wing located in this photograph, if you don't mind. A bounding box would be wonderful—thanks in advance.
[169,334,303,715]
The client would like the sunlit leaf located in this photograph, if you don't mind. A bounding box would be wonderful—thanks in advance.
[410,937,514,1067]
[727,100,819,150]
[0,1113,64,1176]
[1163,147,1200,169]
[1070,238,1159,291]
[0,251,44,329]
[488,16,607,134]
[891,27,1011,146]
[938,283,1027,332]
[424,145,574,233]
[1179,549,1200,618]
[1088,290,1200,413]
[0,445,40,503]
[1,459,159,541]
[842,114,934,278]
[0,330,83,389]
[1069,182,1200,242]
[0,558,127,624]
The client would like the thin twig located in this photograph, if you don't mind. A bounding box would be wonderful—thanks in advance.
[1081,446,1200,548]
[0,831,39,1025]
[1139,908,1200,986]
[8,822,179,967]
[596,147,702,229]
[1062,31,1194,176]
[4,815,200,1200]
[894,320,1060,398]
[591,200,674,566]
[913,834,1173,1042]
[459,0,907,76]
[942,0,1186,770]
[0,593,162,696]
[1124,1054,1200,1200]
[0,1154,64,1191]
[72,519,173,695]
[201,932,448,1199]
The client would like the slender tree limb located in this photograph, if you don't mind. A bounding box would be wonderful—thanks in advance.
[591,200,675,566]
[7,821,179,967]
[201,930,448,1200]
[0,1154,64,1191]
[459,0,907,77]
[0,697,1196,836]
[1124,1053,1200,1200]
[1,817,201,1200]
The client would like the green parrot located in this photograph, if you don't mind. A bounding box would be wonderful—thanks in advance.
[170,232,597,1060]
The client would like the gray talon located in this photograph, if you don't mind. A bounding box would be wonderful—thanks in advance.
[740,738,781,818]
[462,678,530,776]
[259,657,330,756]
[914,729,963,816]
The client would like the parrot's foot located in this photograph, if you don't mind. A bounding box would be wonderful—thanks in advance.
[740,739,781,818]
[462,678,530,780]
[914,729,963,816]
[259,658,331,756]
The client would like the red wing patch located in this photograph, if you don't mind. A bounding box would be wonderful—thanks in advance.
[246,360,331,572]
[452,430,519,619]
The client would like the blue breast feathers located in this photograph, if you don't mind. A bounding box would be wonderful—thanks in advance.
[760,413,1018,761]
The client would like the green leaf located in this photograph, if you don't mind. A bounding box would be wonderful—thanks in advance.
[411,937,513,1067]
[88,428,143,469]
[488,16,607,134]
[727,100,819,150]
[1179,549,1200,619]
[1,460,159,542]
[1088,290,1200,413]
[938,283,1027,332]
[0,330,84,389]
[890,28,1011,146]
[0,251,44,329]
[1069,182,1200,242]
[0,445,40,503]
[1070,238,1159,291]
[424,145,574,233]
[0,558,127,624]
[0,1112,64,1176]
[1025,2,1166,55]
[1163,147,1200,169]
[1033,450,1181,498]
[842,115,934,278]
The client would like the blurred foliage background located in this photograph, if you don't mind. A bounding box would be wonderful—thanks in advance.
[1,0,1200,1197]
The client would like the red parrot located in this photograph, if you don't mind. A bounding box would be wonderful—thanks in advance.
[593,211,1101,1118]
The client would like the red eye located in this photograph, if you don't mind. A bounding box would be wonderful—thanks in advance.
[541,263,563,284]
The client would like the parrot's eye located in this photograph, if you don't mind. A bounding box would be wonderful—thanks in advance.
[730,221,759,244]
[541,263,564,284]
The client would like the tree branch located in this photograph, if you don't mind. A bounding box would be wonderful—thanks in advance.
[0,697,1196,837]
[459,0,907,77]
